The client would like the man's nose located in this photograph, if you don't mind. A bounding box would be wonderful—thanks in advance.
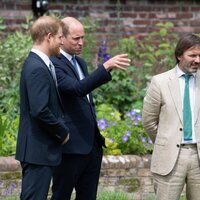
[78,38,83,45]
[194,56,200,63]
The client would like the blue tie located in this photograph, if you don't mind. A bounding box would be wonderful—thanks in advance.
[71,56,80,78]
[183,74,192,141]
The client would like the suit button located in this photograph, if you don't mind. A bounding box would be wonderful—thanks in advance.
[179,128,183,131]
[177,144,180,148]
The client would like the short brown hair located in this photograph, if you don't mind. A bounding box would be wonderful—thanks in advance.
[30,16,63,44]
[175,33,200,63]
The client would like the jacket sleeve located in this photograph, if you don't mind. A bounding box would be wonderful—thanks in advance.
[54,61,112,97]
[142,77,161,143]
[26,66,69,143]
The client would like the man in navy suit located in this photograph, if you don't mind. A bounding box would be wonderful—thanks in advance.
[50,17,130,200]
[15,16,69,200]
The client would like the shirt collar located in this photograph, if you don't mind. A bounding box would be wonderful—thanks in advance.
[31,48,51,67]
[176,64,196,78]
[60,49,74,61]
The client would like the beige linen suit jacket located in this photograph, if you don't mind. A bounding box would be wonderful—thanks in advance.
[142,67,200,176]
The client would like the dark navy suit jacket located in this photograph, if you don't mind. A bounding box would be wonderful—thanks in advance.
[15,52,69,166]
[51,53,112,154]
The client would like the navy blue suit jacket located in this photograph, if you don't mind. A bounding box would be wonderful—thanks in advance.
[16,52,69,166]
[51,54,112,154]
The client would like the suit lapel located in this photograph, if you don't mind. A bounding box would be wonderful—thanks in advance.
[60,54,80,79]
[30,52,63,109]
[75,56,88,76]
[59,54,90,103]
[168,68,183,124]
[194,69,200,124]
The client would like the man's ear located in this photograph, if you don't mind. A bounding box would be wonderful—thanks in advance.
[177,56,181,62]
[46,32,52,41]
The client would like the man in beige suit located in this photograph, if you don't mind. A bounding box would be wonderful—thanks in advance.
[142,33,200,200]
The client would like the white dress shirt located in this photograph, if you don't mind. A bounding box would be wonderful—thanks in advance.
[176,65,196,143]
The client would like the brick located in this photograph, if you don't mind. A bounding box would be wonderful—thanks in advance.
[191,7,200,11]
[191,20,200,27]
[137,169,152,177]
[49,4,65,10]
[177,13,193,19]
[120,12,137,18]
[15,3,31,10]
[0,157,20,171]
[133,20,151,25]
[156,12,176,19]
[90,12,109,19]
[173,26,194,33]
[0,10,31,18]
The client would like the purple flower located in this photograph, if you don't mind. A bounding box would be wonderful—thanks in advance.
[103,53,111,63]
[140,136,146,143]
[126,111,131,118]
[148,137,153,144]
[109,138,114,143]
[97,119,109,130]
[125,130,131,137]
[122,135,128,142]
[126,109,142,124]
[97,40,111,64]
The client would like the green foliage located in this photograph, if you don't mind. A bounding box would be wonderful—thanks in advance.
[1,197,19,200]
[0,114,19,156]
[97,190,129,200]
[0,18,178,156]
[81,16,98,72]
[94,65,140,114]
[138,22,177,75]
[96,104,153,155]
[0,30,32,117]
[0,20,31,156]
[94,22,178,114]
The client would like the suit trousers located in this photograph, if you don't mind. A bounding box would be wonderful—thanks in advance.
[20,162,54,200]
[153,144,200,200]
[51,144,103,200]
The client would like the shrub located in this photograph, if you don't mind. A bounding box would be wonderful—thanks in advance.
[0,114,19,156]
[94,22,178,114]
[96,104,153,155]
[0,18,178,156]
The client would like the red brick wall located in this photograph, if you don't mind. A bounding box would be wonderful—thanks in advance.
[1,0,200,39]
[0,155,154,199]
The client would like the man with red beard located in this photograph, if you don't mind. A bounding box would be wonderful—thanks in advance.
[143,33,200,200]
[15,16,69,200]
[50,17,130,200]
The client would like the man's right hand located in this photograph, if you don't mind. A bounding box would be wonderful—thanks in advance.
[103,54,131,71]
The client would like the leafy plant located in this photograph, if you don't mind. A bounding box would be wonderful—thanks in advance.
[97,190,129,200]
[93,22,178,115]
[0,114,19,156]
[0,30,32,118]
[96,104,153,155]
[81,16,99,72]
[0,19,31,156]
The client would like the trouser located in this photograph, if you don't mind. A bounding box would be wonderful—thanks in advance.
[51,145,103,200]
[20,162,54,200]
[153,144,200,200]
